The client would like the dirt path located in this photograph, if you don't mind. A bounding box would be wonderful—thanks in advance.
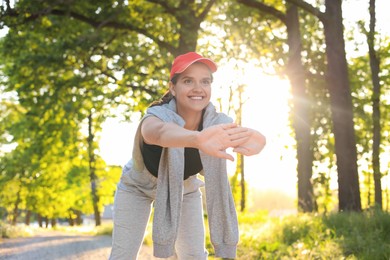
[0,230,156,260]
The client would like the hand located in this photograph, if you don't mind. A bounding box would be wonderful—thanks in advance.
[197,123,251,161]
[232,128,266,156]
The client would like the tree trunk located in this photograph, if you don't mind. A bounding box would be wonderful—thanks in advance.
[25,210,31,225]
[44,216,49,228]
[76,210,83,225]
[173,0,215,55]
[236,85,246,212]
[37,214,43,227]
[240,154,246,212]
[285,4,315,212]
[323,0,361,211]
[88,112,101,226]
[176,15,200,55]
[51,218,57,228]
[367,0,382,209]
[68,211,75,226]
[11,190,21,225]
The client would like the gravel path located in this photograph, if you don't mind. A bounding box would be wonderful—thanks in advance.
[0,230,156,260]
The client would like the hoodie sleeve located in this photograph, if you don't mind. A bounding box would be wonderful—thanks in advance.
[152,147,184,257]
[146,103,187,258]
[201,103,239,259]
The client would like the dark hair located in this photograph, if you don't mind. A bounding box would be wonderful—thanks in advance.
[149,74,179,107]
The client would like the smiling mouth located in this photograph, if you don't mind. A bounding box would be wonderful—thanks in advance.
[189,96,204,100]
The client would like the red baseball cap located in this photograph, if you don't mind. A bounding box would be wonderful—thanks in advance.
[170,52,217,80]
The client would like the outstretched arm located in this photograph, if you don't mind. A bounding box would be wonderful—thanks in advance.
[141,116,251,161]
[232,128,266,156]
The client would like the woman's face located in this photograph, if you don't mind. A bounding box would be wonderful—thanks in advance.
[170,62,212,115]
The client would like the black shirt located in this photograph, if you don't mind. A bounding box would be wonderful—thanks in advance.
[141,122,204,180]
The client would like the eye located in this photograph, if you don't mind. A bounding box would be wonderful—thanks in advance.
[184,79,193,85]
[201,79,211,86]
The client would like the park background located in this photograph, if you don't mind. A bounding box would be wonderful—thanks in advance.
[1,0,390,259]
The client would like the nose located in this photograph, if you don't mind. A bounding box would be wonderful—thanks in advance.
[192,81,203,90]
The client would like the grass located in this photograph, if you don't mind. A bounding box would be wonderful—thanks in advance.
[204,209,390,260]
[51,221,114,236]
[0,220,113,240]
[0,221,35,239]
[2,210,390,259]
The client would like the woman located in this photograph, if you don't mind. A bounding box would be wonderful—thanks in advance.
[109,52,266,260]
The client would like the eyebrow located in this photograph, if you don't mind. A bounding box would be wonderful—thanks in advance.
[180,75,211,80]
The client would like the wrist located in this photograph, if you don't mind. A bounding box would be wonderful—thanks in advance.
[190,131,201,149]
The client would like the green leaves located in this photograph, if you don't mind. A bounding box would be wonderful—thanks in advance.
[0,0,206,222]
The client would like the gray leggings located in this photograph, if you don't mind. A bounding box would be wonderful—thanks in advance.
[109,164,208,260]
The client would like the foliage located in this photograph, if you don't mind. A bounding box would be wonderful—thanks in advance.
[210,210,390,259]
[0,221,33,238]
[323,210,390,259]
[0,0,169,224]
[348,37,390,209]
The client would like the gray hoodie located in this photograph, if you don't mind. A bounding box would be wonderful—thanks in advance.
[132,99,239,259]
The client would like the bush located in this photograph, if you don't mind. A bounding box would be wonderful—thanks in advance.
[230,210,390,259]
[0,221,33,239]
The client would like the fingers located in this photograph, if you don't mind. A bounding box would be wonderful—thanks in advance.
[213,124,250,149]
[225,125,248,135]
[221,123,238,130]
[233,147,251,156]
[216,150,235,161]
[199,124,258,160]
[225,127,251,146]
[229,137,250,147]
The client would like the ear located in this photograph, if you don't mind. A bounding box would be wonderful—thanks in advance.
[169,81,176,96]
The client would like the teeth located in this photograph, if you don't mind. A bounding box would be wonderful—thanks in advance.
[190,96,203,100]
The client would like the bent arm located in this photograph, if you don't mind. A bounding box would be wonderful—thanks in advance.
[141,116,199,148]
[141,116,251,161]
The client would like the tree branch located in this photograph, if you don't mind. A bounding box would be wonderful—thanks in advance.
[123,84,160,98]
[146,0,177,16]
[198,0,216,22]
[237,0,287,24]
[284,0,326,22]
[2,6,177,54]
[53,9,177,53]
